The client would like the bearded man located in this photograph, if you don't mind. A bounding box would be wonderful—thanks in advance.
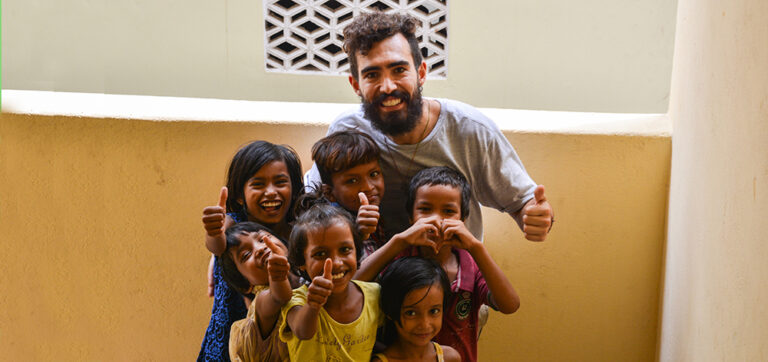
[307,11,553,242]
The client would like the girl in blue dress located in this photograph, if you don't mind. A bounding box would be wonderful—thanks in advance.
[198,141,303,361]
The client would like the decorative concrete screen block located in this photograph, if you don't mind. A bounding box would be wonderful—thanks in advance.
[264,0,448,78]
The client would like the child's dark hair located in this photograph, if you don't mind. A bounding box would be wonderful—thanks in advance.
[406,166,471,220]
[378,256,451,345]
[311,130,380,185]
[219,221,286,295]
[225,140,304,221]
[288,188,363,280]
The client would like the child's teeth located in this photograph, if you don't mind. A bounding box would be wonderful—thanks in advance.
[332,272,345,280]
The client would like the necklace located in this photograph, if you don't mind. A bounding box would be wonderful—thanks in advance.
[384,100,433,181]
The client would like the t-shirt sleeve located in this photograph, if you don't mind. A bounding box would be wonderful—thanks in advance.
[278,286,309,343]
[370,282,385,327]
[458,105,537,215]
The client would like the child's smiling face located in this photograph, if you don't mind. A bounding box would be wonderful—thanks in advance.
[396,283,444,347]
[302,219,357,294]
[230,230,287,287]
[240,160,292,226]
[329,160,385,211]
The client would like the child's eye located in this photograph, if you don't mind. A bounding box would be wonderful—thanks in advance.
[429,307,442,315]
[443,209,457,215]
[240,251,251,263]
[312,251,327,259]
[370,170,380,178]
[345,178,358,185]
[340,246,353,254]
[403,310,416,317]
[275,178,290,186]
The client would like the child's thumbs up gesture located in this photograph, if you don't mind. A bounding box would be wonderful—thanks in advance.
[356,192,380,240]
[202,187,228,237]
[521,185,554,242]
[262,233,290,282]
[306,259,334,309]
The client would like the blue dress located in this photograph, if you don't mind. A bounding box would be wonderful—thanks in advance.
[197,213,248,362]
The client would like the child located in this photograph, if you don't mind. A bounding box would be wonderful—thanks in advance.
[407,166,520,362]
[374,257,460,362]
[279,196,384,361]
[220,222,293,361]
[361,166,520,362]
[311,130,385,260]
[199,141,304,362]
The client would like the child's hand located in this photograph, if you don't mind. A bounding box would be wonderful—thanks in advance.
[263,233,290,282]
[306,259,334,309]
[202,187,228,237]
[397,215,441,254]
[441,219,481,253]
[356,192,379,240]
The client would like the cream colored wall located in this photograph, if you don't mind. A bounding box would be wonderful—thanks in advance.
[0,102,670,360]
[1,0,676,113]
[659,0,768,360]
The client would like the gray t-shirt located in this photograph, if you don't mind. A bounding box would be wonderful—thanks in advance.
[306,98,537,240]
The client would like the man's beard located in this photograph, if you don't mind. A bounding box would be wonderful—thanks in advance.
[361,87,424,137]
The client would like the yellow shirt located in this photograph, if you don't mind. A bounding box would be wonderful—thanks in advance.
[279,280,384,362]
[229,285,290,362]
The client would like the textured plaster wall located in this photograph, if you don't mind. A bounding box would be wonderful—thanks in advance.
[1,0,676,112]
[659,0,768,360]
[0,106,670,360]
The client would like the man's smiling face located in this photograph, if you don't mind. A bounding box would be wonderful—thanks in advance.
[349,33,427,137]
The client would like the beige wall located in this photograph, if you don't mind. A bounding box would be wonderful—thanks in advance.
[1,0,676,113]
[659,0,768,360]
[0,105,670,360]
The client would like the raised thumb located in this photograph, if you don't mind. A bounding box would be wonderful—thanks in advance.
[323,258,333,279]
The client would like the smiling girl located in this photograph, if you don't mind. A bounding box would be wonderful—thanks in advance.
[278,195,383,361]
[198,141,303,362]
[374,257,460,362]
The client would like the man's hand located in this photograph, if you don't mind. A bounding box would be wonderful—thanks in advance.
[356,192,379,240]
[306,259,334,309]
[521,185,553,242]
[263,233,290,282]
[202,187,228,237]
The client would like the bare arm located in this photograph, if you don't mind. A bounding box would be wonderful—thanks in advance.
[443,220,520,314]
[254,235,293,336]
[441,345,462,362]
[285,259,334,340]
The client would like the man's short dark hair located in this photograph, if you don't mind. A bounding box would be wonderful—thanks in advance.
[406,166,471,220]
[342,11,423,80]
[311,130,380,185]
